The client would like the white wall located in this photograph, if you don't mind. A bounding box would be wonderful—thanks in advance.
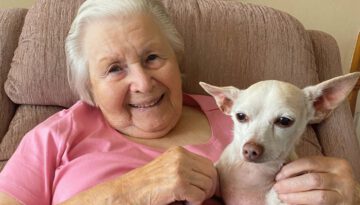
[0,0,35,8]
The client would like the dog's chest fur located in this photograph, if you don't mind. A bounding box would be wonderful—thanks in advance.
[217,146,284,205]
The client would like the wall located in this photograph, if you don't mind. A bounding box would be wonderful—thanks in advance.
[0,0,35,8]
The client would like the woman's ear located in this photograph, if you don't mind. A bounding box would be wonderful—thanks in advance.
[199,82,240,115]
[303,72,360,123]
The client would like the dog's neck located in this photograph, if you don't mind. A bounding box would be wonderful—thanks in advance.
[217,148,296,204]
[218,158,285,183]
[217,159,282,204]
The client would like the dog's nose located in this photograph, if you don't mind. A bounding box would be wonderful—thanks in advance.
[242,142,264,162]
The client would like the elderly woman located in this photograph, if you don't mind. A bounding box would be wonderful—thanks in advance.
[0,0,358,204]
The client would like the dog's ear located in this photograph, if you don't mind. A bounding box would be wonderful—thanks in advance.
[199,82,240,115]
[303,72,360,123]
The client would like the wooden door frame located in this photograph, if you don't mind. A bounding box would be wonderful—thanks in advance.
[349,32,360,115]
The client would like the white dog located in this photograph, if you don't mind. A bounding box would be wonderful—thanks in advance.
[200,72,360,205]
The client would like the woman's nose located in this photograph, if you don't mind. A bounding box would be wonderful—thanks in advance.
[129,64,153,93]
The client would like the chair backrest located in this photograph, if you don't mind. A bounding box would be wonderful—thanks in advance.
[5,0,321,107]
[162,0,320,93]
[0,8,27,141]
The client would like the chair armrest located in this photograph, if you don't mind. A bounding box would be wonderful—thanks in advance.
[308,30,360,181]
[0,8,27,142]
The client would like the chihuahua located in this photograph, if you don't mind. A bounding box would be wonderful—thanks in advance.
[200,72,360,205]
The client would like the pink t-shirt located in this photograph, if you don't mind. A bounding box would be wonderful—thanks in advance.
[0,94,233,205]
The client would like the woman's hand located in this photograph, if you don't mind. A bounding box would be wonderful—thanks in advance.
[274,156,356,205]
[61,146,217,205]
[121,146,218,205]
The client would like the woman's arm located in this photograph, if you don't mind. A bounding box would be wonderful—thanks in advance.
[61,146,217,205]
[0,192,21,205]
[274,156,356,204]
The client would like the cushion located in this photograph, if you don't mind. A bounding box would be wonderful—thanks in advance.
[0,161,6,172]
[5,0,83,108]
[309,30,360,180]
[296,126,322,157]
[0,8,27,141]
[162,0,320,93]
[0,105,62,162]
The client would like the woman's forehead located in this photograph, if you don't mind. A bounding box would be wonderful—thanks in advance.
[83,14,171,61]
[85,14,164,44]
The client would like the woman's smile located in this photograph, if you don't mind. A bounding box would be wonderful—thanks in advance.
[128,93,164,109]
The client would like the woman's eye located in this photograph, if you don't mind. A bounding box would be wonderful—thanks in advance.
[236,113,248,123]
[107,64,123,74]
[275,117,294,128]
[146,54,159,62]
[144,54,165,69]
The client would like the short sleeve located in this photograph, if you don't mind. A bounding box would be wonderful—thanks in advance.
[0,123,63,205]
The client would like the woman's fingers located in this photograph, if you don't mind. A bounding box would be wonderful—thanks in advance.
[276,156,331,180]
[179,147,217,180]
[188,156,218,198]
[276,156,351,181]
[169,164,214,201]
[278,190,341,205]
[274,172,337,193]
[174,183,207,205]
[171,146,217,196]
[143,146,217,204]
[274,156,356,205]
[170,147,217,201]
[189,169,215,195]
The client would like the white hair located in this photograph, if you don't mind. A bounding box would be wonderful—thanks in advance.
[65,0,184,106]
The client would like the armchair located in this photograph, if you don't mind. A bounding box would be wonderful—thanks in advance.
[0,0,359,183]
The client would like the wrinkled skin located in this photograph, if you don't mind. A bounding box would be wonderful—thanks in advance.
[275,156,355,205]
[112,146,217,205]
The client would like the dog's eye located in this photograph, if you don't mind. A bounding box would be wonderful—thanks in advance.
[275,117,294,128]
[236,113,248,122]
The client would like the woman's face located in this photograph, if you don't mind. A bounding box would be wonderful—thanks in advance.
[83,14,183,139]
